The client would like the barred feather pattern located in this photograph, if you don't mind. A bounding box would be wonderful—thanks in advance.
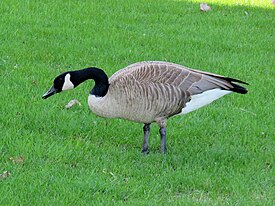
[88,61,244,123]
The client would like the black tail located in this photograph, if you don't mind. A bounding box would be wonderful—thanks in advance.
[230,82,248,94]
[220,77,248,94]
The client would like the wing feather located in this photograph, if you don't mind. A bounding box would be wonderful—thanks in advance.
[110,61,247,96]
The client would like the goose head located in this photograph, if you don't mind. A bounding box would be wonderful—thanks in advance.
[42,67,109,99]
[42,72,77,99]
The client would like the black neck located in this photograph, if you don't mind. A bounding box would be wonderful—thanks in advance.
[70,67,109,97]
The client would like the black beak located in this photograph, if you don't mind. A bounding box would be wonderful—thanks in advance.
[42,85,57,99]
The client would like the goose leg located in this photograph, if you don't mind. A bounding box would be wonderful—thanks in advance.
[156,118,167,154]
[142,123,151,154]
[159,127,167,154]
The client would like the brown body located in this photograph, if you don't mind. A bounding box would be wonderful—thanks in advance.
[88,61,246,125]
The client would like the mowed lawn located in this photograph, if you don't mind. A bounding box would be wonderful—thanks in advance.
[0,0,274,205]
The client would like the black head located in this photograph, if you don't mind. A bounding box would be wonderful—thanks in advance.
[43,67,109,99]
[42,72,75,99]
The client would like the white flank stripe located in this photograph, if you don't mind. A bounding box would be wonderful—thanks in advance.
[62,73,74,91]
[180,89,232,115]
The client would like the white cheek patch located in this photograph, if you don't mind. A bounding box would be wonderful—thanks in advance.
[62,73,74,91]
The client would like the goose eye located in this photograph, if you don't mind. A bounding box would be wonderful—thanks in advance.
[53,76,64,91]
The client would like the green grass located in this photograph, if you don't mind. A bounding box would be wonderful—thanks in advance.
[0,0,274,205]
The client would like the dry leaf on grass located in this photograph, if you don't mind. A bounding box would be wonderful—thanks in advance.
[200,3,211,12]
[0,171,11,180]
[65,99,81,109]
[9,156,24,164]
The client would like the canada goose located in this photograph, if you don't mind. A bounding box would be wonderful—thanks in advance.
[43,61,248,154]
